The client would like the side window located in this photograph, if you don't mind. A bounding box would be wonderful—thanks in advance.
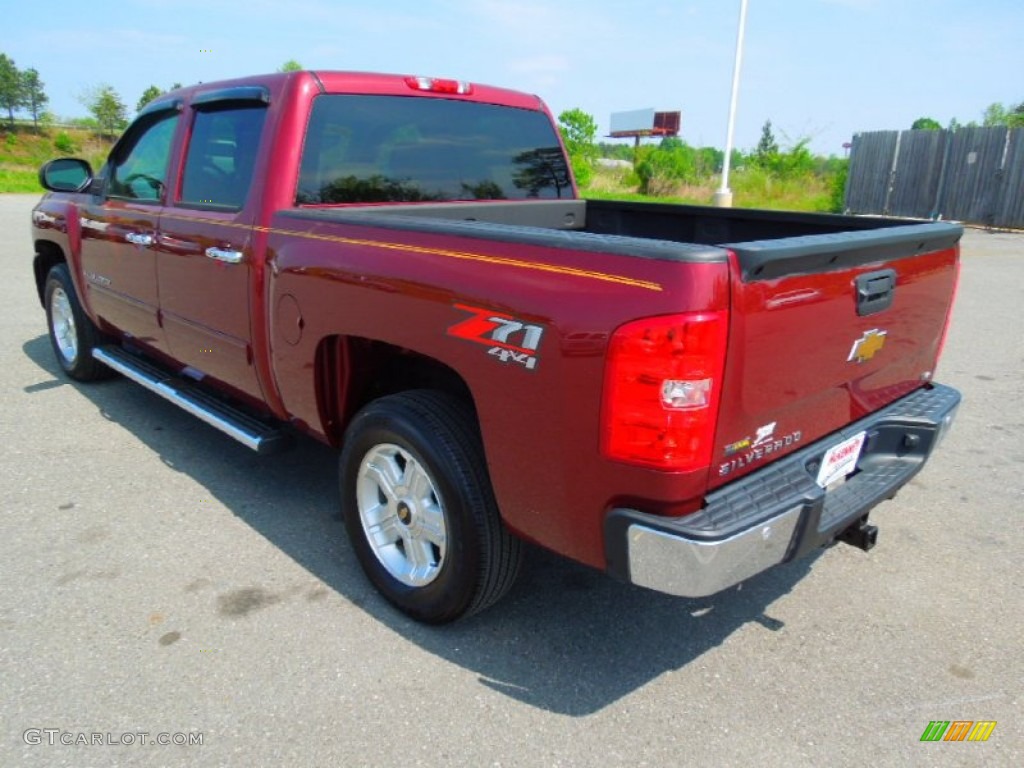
[180,106,267,210]
[108,113,178,202]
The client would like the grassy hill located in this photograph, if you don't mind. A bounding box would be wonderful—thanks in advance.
[0,124,114,193]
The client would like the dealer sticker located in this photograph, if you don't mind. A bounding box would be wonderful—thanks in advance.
[816,431,866,488]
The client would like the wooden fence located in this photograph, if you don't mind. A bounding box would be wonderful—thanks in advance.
[845,126,1024,228]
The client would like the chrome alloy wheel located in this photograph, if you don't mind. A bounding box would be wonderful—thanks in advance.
[49,286,78,364]
[356,443,448,587]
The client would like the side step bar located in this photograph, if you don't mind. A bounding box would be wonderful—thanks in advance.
[93,346,290,455]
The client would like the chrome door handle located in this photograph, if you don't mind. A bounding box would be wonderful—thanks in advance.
[205,247,244,264]
[125,232,154,247]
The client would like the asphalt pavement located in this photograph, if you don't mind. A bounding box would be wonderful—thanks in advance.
[1,193,1020,766]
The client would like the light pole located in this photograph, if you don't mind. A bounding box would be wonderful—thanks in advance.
[714,0,750,208]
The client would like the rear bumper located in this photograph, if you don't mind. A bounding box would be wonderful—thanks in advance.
[605,383,961,598]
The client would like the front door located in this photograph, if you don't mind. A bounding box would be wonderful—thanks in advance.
[79,110,179,351]
[157,97,269,401]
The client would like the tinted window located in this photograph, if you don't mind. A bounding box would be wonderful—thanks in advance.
[297,95,571,204]
[108,114,177,202]
[180,105,267,210]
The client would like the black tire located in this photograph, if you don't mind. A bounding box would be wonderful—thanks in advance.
[44,264,111,381]
[339,390,522,623]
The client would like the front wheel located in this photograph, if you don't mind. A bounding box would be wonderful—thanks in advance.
[339,391,522,623]
[44,264,111,381]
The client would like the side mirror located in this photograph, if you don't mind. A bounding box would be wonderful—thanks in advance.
[39,158,94,193]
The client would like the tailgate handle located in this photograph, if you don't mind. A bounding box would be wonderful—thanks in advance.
[855,269,896,316]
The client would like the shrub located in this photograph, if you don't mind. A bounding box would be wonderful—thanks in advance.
[54,131,76,154]
[635,139,706,194]
[829,159,849,213]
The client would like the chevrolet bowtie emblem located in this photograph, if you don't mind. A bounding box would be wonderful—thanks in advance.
[848,329,887,363]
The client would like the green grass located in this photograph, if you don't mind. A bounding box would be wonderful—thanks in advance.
[0,167,42,193]
[0,125,113,193]
[584,165,836,212]
[583,187,709,206]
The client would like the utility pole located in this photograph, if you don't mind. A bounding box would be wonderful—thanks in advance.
[714,0,749,208]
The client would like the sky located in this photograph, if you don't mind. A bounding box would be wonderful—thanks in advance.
[2,0,1022,156]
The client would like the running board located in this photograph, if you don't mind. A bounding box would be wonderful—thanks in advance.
[92,346,290,454]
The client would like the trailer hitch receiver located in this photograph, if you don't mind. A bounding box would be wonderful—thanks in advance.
[838,517,878,551]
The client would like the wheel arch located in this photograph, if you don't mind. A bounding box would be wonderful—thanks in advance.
[313,335,479,448]
[33,239,67,307]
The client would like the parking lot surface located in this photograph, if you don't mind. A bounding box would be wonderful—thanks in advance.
[1,193,1020,766]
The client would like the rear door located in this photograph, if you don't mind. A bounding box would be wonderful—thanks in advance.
[156,88,270,401]
[710,225,960,488]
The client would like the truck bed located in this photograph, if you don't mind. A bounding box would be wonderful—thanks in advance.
[291,198,961,273]
[283,198,961,493]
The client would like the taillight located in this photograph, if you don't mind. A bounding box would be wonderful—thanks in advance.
[935,254,961,364]
[404,76,473,95]
[601,311,728,472]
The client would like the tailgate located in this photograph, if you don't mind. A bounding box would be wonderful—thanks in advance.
[710,222,961,489]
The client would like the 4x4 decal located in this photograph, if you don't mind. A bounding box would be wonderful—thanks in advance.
[446,304,545,371]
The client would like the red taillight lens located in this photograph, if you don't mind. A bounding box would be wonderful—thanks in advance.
[601,311,728,471]
[404,76,473,95]
[935,255,961,364]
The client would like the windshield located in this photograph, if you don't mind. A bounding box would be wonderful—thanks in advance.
[296,94,571,204]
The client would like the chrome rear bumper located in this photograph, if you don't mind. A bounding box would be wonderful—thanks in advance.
[605,383,961,598]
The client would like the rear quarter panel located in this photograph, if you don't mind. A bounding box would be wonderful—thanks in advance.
[265,214,731,567]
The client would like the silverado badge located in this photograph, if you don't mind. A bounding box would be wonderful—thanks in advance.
[719,422,803,478]
[848,329,887,364]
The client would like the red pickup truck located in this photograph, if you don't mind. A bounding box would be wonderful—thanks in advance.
[31,70,961,623]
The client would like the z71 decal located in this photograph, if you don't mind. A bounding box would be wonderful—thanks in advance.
[446,304,545,371]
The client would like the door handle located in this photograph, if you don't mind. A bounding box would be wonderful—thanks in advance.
[205,247,244,264]
[125,232,154,247]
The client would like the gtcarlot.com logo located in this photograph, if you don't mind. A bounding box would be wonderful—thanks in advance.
[23,729,203,747]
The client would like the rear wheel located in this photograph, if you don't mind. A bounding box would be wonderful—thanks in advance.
[44,264,111,381]
[340,390,521,623]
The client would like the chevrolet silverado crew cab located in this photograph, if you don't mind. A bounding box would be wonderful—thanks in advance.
[31,70,961,623]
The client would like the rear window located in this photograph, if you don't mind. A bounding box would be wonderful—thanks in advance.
[296,95,571,204]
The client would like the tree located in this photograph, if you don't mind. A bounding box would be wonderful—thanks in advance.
[557,108,598,187]
[513,147,571,198]
[982,101,1024,128]
[137,85,163,112]
[911,117,941,131]
[84,84,128,139]
[982,103,1006,127]
[20,68,48,131]
[279,60,303,72]
[0,53,24,127]
[755,120,779,166]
